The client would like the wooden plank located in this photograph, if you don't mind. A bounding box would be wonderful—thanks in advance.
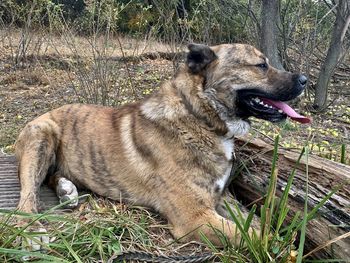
[0,155,59,210]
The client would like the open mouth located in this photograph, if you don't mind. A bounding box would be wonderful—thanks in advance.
[238,95,311,124]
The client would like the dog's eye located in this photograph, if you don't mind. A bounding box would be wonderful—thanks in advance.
[256,63,268,70]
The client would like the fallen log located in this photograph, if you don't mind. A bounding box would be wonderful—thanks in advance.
[230,136,350,260]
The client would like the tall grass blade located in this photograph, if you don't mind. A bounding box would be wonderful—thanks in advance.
[340,144,346,164]
[275,147,305,233]
[244,204,257,232]
[55,230,83,263]
[302,186,340,225]
[296,146,309,263]
[261,135,279,250]
[224,201,262,263]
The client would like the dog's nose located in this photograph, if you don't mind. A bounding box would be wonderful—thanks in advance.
[298,75,307,87]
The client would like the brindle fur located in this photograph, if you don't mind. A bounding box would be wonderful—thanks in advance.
[16,43,303,246]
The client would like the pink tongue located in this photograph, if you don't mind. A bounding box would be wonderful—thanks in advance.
[262,98,311,124]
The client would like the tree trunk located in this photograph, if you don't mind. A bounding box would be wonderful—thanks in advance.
[230,136,350,260]
[260,0,284,70]
[313,0,350,110]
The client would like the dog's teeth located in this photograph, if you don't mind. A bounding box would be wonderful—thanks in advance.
[253,98,260,103]
[259,101,264,105]
[268,105,273,109]
[278,110,283,113]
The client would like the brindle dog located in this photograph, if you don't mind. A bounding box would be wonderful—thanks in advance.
[15,43,308,251]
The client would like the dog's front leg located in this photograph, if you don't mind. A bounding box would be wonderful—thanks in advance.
[170,208,258,247]
[216,189,261,231]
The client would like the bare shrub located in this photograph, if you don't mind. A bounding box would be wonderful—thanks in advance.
[48,0,140,106]
[0,0,56,68]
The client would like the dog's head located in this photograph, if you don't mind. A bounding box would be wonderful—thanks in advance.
[186,43,310,124]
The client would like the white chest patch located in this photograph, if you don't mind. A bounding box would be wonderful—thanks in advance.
[216,138,234,193]
[221,138,234,160]
[215,166,232,193]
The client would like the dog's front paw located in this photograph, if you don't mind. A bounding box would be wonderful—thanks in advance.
[57,177,79,208]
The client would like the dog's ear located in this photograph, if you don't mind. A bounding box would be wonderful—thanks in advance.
[186,43,217,74]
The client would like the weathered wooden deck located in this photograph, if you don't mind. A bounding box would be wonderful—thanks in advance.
[0,155,59,210]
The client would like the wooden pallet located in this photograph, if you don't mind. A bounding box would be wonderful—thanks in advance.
[0,155,59,210]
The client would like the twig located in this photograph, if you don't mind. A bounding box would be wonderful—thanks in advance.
[303,231,350,259]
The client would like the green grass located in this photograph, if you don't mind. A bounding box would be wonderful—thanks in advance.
[0,196,166,262]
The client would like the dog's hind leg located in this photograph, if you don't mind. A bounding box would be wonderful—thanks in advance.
[16,120,58,213]
[15,119,58,256]
[48,173,79,209]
